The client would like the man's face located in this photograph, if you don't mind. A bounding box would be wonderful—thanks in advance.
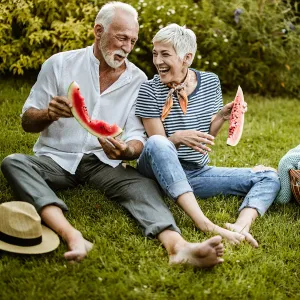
[99,12,139,69]
[153,42,186,84]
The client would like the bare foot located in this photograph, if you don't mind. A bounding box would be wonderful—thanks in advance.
[169,236,224,268]
[252,165,277,173]
[225,223,258,248]
[63,230,93,262]
[216,226,245,245]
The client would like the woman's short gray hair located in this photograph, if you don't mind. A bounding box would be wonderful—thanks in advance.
[152,24,197,63]
[95,2,138,31]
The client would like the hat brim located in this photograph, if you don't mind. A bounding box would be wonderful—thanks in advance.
[0,225,60,254]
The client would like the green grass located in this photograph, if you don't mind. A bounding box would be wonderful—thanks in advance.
[1,78,300,300]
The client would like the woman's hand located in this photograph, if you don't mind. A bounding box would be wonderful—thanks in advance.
[218,101,248,121]
[171,130,215,154]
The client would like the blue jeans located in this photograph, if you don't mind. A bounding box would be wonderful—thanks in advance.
[137,135,281,216]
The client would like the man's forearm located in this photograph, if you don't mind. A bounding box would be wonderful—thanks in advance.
[22,108,53,133]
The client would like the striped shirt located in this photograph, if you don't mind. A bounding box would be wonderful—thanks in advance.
[135,70,223,167]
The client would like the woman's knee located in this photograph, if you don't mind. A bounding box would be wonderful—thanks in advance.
[145,135,174,153]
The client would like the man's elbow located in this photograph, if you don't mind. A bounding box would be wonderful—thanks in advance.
[21,115,40,133]
[21,119,32,132]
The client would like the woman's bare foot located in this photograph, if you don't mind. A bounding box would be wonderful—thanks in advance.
[215,226,245,245]
[63,230,93,262]
[169,235,224,268]
[225,223,258,248]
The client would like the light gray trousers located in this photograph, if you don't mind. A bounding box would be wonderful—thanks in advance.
[1,153,180,238]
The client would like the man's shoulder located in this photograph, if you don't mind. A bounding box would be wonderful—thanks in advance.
[127,60,147,81]
[44,47,88,67]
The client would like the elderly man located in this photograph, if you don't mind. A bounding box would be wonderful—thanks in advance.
[1,2,224,267]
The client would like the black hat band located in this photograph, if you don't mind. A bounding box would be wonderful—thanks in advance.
[0,231,42,247]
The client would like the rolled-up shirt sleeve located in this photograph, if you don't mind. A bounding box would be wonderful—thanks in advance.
[21,54,61,116]
[213,75,223,114]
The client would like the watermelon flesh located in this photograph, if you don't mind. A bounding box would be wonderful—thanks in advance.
[227,86,244,146]
[67,81,123,138]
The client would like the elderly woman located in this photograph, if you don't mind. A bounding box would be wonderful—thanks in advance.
[135,24,280,247]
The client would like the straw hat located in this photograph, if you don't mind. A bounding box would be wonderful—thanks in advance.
[0,201,60,254]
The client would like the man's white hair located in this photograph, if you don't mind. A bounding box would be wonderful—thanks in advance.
[95,1,138,31]
[152,24,197,64]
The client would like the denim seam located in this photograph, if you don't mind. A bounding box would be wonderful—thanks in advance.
[146,147,169,188]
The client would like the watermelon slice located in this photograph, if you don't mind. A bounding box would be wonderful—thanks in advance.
[67,81,123,138]
[227,86,245,146]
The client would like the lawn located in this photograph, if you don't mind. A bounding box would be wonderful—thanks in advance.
[0,77,300,300]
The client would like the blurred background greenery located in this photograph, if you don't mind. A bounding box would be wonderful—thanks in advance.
[0,0,299,97]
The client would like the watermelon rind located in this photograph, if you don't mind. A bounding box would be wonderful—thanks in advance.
[68,81,123,138]
[226,86,245,147]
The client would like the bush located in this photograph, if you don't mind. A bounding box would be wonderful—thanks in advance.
[0,0,299,97]
[0,0,99,73]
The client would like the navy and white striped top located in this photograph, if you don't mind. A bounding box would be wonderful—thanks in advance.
[135,70,223,167]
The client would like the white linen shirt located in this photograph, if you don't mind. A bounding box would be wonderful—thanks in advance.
[22,45,147,174]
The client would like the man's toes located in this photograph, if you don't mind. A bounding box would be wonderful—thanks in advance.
[64,250,84,262]
[215,243,224,251]
[216,257,224,264]
[85,240,93,252]
[207,235,222,247]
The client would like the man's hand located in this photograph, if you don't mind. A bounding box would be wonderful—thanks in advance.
[47,96,73,121]
[170,130,215,154]
[98,136,137,160]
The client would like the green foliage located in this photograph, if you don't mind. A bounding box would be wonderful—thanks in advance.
[0,0,299,97]
[133,0,300,97]
[0,0,99,74]
[1,78,300,300]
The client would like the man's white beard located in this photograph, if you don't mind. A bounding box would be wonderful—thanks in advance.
[99,38,128,69]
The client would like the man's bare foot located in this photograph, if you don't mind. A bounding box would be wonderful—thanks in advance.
[225,223,258,248]
[216,226,245,245]
[63,230,93,262]
[169,235,224,268]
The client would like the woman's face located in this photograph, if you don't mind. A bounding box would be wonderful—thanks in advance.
[153,42,187,84]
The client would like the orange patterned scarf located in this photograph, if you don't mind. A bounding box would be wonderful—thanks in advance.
[161,81,188,121]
